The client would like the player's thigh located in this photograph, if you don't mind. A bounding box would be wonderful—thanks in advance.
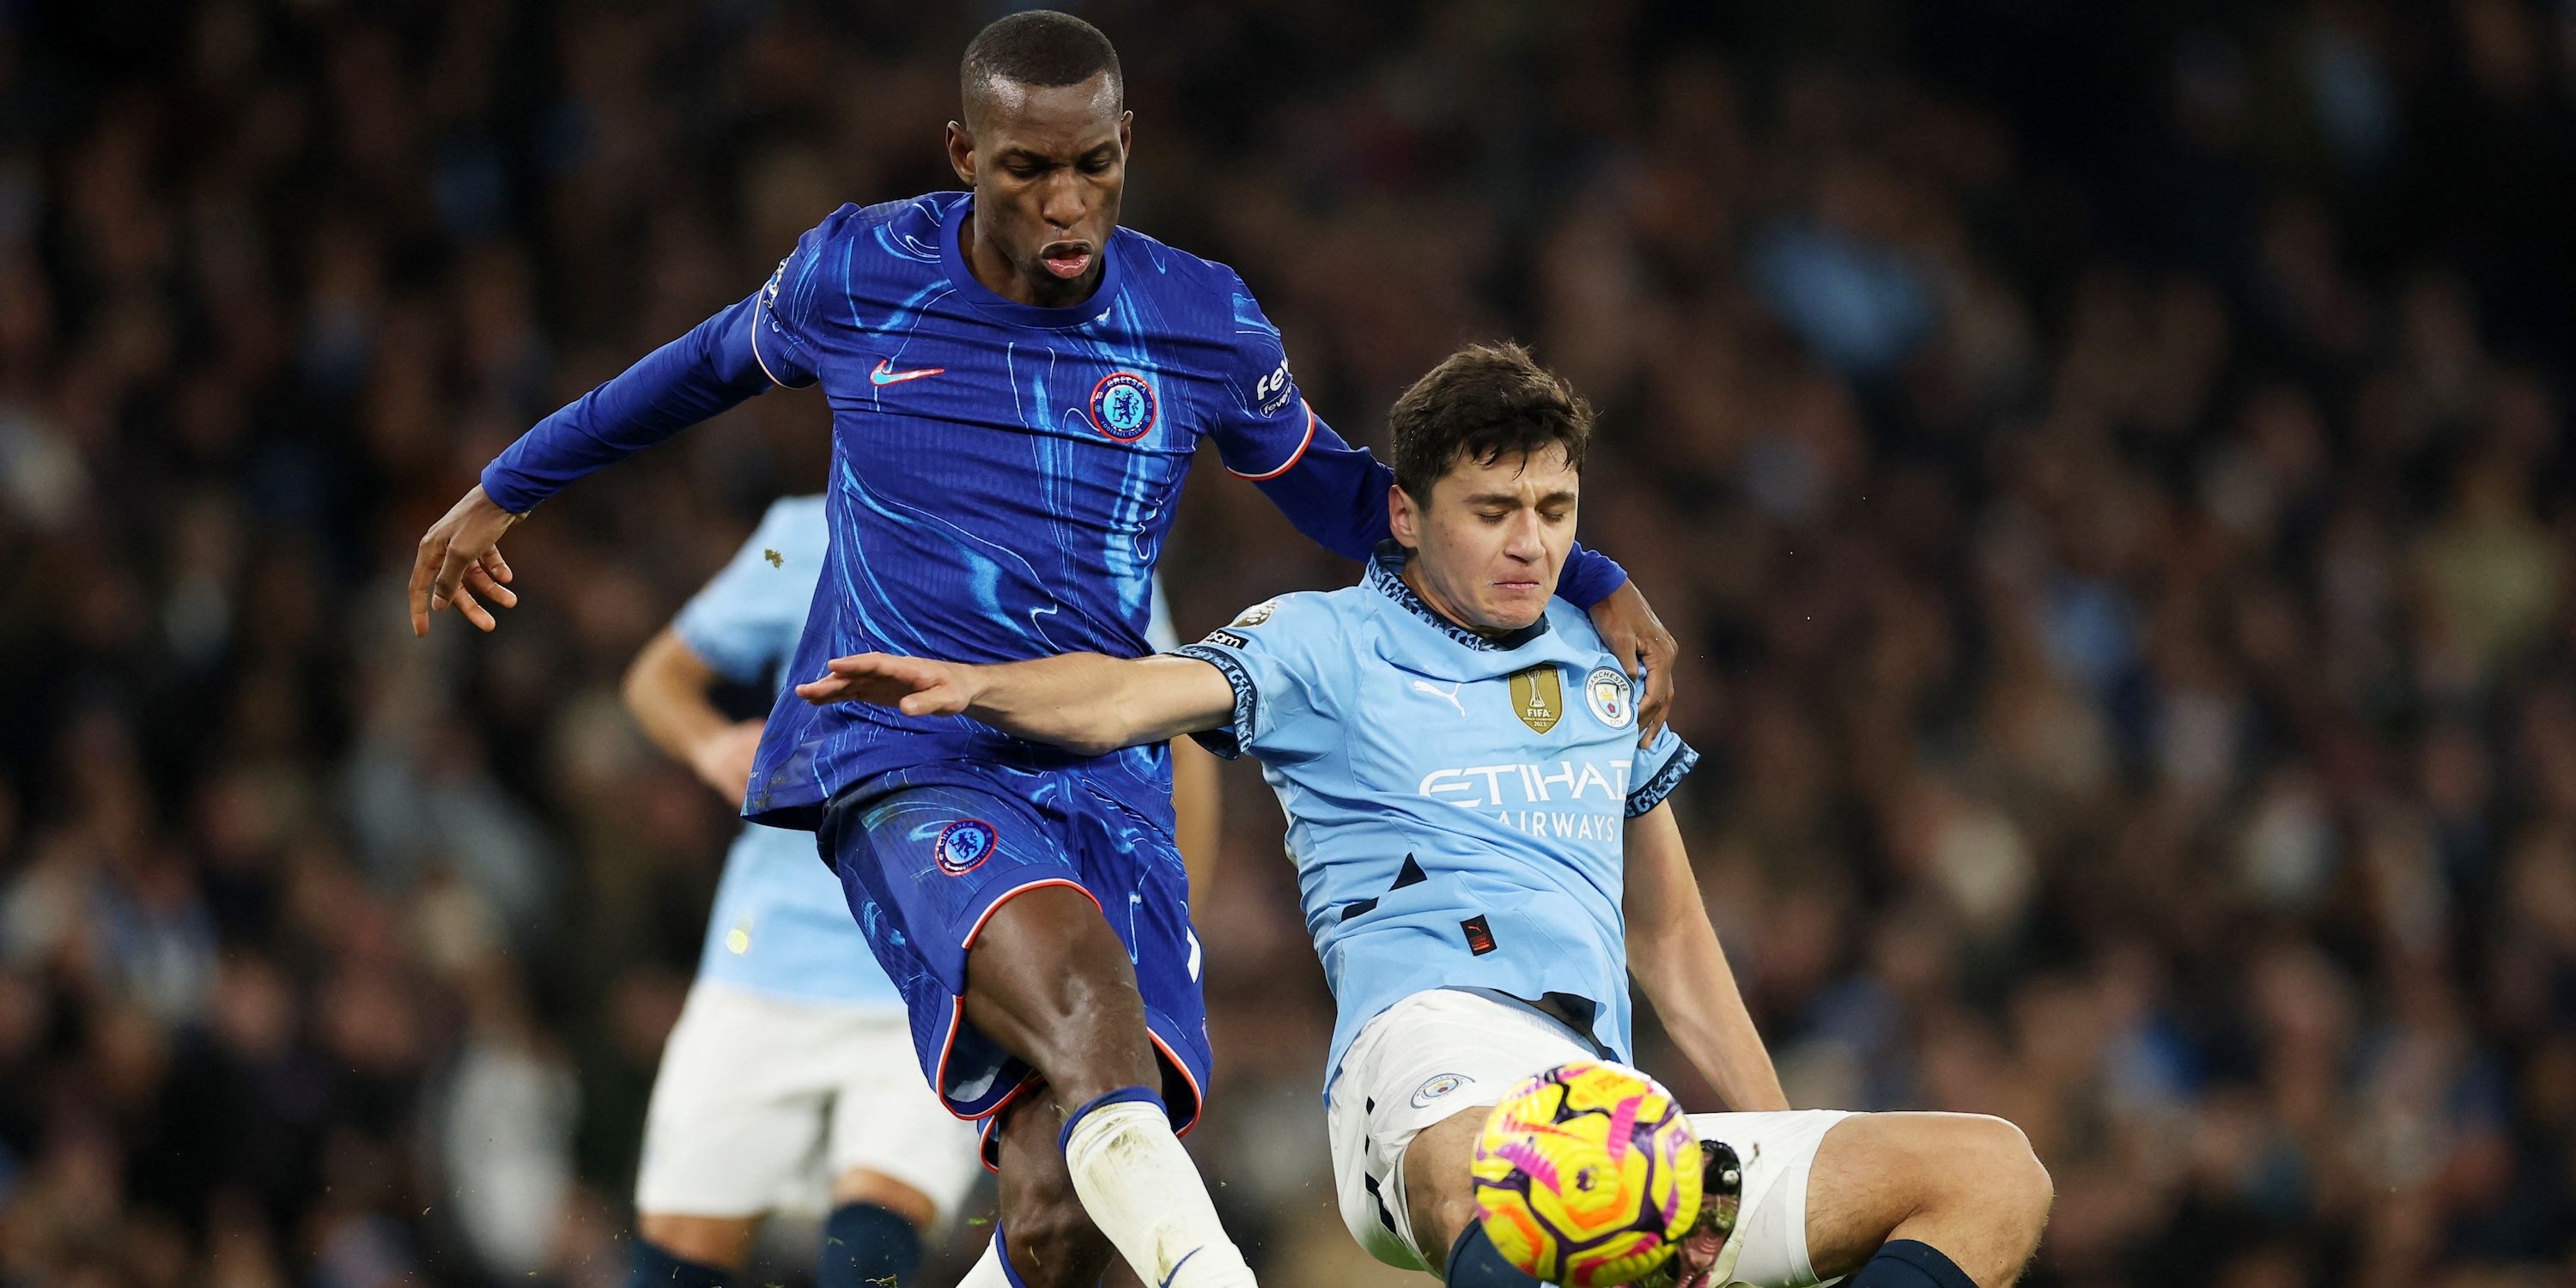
[1325,988,1602,1270]
[1065,775,1213,1125]
[636,985,835,1219]
[820,762,1082,998]
[818,762,1097,1118]
[1795,1111,2047,1282]
[823,1009,986,1226]
[1685,1109,1854,1288]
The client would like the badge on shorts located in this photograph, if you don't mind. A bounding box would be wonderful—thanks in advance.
[1411,1072,1473,1108]
[934,818,999,875]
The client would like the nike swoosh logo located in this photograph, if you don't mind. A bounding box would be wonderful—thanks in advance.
[869,358,946,386]
[1159,1248,1202,1288]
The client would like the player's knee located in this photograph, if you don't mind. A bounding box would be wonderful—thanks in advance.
[967,889,1157,1097]
[1941,1115,2052,1239]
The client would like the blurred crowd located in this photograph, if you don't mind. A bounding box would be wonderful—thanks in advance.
[3,0,2573,1285]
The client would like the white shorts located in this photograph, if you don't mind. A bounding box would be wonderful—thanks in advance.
[635,981,983,1222]
[1325,988,1851,1286]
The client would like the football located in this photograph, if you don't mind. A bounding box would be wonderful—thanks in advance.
[1469,1061,1704,1286]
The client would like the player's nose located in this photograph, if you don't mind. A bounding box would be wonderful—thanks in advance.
[1041,172,1090,229]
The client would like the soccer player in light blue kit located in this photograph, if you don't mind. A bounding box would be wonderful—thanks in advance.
[618,495,1218,1288]
[803,346,2056,1288]
[404,14,1681,1288]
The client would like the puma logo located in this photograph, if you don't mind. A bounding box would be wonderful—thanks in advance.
[1411,679,1467,718]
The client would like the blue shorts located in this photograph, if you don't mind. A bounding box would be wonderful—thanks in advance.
[817,756,1211,1163]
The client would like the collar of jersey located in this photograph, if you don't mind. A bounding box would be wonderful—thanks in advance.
[939,192,1124,330]
[1366,541,1552,652]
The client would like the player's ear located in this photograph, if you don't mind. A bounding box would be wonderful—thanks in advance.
[1117,110,1133,158]
[945,121,976,185]
[1388,483,1420,548]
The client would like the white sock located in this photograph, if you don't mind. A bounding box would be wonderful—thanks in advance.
[1060,1094,1256,1287]
[955,1229,1014,1288]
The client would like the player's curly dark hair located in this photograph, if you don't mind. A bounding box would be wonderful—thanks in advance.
[960,11,1123,125]
[1388,343,1594,501]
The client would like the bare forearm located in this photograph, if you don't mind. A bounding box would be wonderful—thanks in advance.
[960,653,1231,756]
[623,629,732,762]
[1625,805,1789,1111]
[1636,914,1789,1112]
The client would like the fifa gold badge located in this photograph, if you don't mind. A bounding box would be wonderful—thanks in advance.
[1508,665,1564,733]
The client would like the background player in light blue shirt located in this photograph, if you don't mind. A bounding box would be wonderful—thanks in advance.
[802,345,2056,1288]
[621,495,978,1288]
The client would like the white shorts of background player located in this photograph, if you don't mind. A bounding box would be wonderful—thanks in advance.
[635,981,985,1223]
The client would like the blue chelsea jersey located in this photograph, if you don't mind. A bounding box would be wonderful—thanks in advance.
[673,495,1187,1006]
[739,193,1315,829]
[1173,545,1698,1090]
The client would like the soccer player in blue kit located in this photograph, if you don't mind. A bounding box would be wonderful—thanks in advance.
[404,12,1680,1288]
[801,345,2056,1288]
[618,491,1221,1288]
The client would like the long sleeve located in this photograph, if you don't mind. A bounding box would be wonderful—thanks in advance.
[479,291,779,513]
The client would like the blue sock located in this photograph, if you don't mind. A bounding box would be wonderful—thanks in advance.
[630,1238,732,1288]
[1445,1224,1543,1288]
[1850,1241,1979,1288]
[819,1201,922,1288]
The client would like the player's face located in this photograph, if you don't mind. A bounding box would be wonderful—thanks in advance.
[1389,444,1581,635]
[946,71,1131,307]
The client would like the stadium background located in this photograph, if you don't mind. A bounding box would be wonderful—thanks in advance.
[3,0,2573,1285]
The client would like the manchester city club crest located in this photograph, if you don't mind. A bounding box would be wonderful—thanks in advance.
[1585,665,1636,728]
[1088,371,1158,441]
[934,818,999,876]
[1412,1072,1473,1108]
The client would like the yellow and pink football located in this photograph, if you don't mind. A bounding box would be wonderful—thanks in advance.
[1469,1060,1702,1286]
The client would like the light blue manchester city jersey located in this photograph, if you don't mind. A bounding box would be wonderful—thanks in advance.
[1174,544,1698,1090]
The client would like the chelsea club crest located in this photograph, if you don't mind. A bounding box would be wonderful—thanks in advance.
[934,818,999,875]
[1088,371,1158,441]
[1585,665,1636,728]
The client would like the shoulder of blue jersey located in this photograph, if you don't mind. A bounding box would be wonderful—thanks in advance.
[1104,222,1248,295]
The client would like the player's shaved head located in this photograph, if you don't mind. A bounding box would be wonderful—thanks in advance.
[960,10,1124,131]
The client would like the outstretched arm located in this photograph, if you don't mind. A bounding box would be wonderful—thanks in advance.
[795,652,1237,758]
[621,627,766,807]
[1625,802,1789,1112]
[410,293,781,635]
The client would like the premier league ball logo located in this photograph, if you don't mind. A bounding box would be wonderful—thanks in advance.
[934,819,999,876]
[1088,371,1158,441]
